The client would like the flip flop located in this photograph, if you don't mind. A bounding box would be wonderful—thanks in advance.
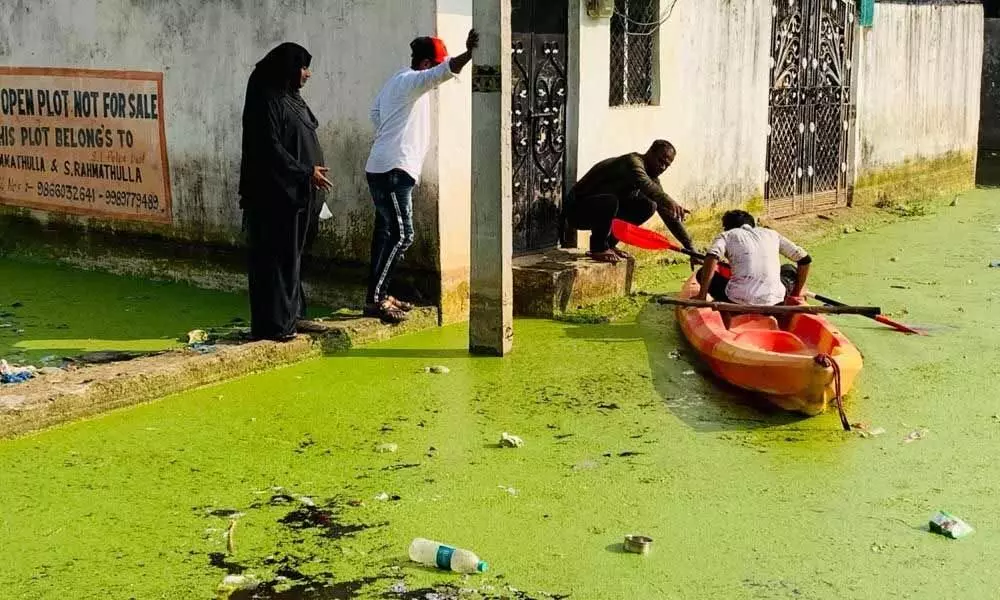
[365,301,407,324]
[387,296,415,312]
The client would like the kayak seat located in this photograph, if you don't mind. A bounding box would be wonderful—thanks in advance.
[733,329,810,354]
[728,315,780,333]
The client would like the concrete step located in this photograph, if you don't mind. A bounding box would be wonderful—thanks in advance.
[513,249,634,317]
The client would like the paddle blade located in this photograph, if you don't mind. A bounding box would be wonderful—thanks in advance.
[611,219,679,251]
[874,314,927,336]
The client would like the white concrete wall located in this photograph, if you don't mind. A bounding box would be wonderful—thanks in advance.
[435,0,473,322]
[0,0,445,270]
[855,2,983,173]
[571,0,773,211]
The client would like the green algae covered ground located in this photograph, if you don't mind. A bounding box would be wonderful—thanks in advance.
[2,191,999,599]
[0,258,251,365]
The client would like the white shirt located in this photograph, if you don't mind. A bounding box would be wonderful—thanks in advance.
[707,225,808,306]
[365,60,456,182]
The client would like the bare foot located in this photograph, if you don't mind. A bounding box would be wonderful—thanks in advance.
[587,250,621,264]
[611,247,632,260]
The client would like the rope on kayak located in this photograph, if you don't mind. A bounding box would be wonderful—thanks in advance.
[814,354,851,431]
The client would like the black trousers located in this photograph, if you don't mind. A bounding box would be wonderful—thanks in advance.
[563,192,656,253]
[244,203,311,340]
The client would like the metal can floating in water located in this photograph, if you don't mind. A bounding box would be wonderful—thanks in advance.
[929,511,974,539]
[624,534,653,554]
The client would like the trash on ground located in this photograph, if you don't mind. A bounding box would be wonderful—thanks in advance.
[375,442,399,454]
[668,350,681,359]
[499,432,524,448]
[374,492,401,502]
[853,422,886,438]
[187,329,209,344]
[682,370,696,376]
[217,573,260,596]
[929,511,974,539]
[903,428,928,443]
[990,261,1000,268]
[0,360,36,384]
[388,581,408,594]
[498,485,518,496]
[409,538,488,574]
[226,519,237,554]
[189,343,217,355]
[624,534,653,555]
[425,365,450,374]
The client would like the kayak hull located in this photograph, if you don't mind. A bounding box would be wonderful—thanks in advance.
[675,274,863,415]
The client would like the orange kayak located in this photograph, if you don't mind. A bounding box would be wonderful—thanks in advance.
[675,273,863,415]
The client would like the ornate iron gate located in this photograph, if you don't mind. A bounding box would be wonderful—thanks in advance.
[511,0,568,254]
[766,0,857,218]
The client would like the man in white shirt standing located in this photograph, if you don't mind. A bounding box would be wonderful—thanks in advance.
[695,210,812,306]
[364,29,479,323]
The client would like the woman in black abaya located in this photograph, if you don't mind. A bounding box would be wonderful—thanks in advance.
[239,43,332,341]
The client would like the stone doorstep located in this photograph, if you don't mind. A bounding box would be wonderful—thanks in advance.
[513,248,635,317]
[0,307,438,440]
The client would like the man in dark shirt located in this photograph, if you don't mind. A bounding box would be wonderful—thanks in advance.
[562,140,692,263]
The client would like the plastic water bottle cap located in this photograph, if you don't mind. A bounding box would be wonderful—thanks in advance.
[477,561,489,573]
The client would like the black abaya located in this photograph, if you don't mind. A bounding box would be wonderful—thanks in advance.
[238,43,325,340]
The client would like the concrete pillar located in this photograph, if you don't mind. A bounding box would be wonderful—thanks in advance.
[468,0,514,356]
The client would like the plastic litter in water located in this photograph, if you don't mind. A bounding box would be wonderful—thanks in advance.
[187,329,209,345]
[929,511,974,539]
[499,432,525,448]
[0,360,36,384]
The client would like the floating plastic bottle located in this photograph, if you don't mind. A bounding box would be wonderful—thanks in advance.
[408,538,488,574]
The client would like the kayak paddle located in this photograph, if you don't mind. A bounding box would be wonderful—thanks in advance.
[804,291,926,335]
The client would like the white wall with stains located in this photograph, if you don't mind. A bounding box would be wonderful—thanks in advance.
[855,2,983,174]
[570,0,773,211]
[0,0,455,271]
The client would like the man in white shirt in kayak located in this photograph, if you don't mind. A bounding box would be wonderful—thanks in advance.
[695,210,812,306]
[364,29,479,323]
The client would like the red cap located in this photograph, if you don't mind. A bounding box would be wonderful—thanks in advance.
[430,37,449,64]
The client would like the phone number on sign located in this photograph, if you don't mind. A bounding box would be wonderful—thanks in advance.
[104,190,160,211]
[36,181,97,203]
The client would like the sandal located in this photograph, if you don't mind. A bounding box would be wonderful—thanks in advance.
[386,296,415,312]
[365,300,407,324]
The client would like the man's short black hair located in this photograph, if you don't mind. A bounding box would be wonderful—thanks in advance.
[410,37,436,67]
[722,210,755,230]
[649,139,676,155]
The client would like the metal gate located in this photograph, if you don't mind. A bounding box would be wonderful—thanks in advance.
[511,0,568,254]
[765,0,857,218]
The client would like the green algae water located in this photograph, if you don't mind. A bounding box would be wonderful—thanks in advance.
[0,258,249,365]
[1,191,999,598]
